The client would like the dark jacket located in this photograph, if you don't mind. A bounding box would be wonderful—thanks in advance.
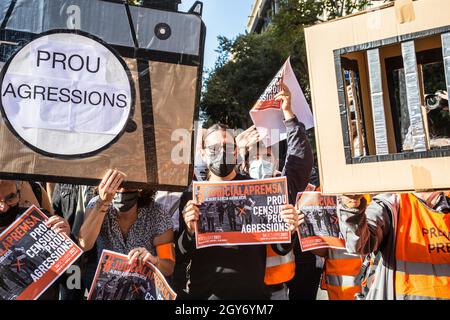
[281,116,315,265]
[176,174,295,300]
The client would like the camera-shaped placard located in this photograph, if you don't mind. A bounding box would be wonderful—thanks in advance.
[306,0,450,194]
[0,0,206,190]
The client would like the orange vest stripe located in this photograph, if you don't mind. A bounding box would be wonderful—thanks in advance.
[326,284,361,300]
[326,258,363,276]
[324,249,363,300]
[395,194,450,300]
[264,246,295,285]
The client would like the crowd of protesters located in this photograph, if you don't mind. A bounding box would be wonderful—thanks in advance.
[0,84,448,301]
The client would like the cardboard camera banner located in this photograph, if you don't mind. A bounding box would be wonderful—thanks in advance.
[0,0,206,191]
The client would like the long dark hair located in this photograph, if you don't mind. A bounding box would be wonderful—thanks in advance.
[137,187,156,208]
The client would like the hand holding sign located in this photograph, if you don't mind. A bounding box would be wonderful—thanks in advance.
[182,200,200,236]
[249,57,314,146]
[128,247,158,265]
[45,215,71,237]
[274,83,294,120]
[280,204,301,232]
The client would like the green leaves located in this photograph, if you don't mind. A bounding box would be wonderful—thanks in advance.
[200,0,376,129]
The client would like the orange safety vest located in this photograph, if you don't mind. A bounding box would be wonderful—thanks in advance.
[321,249,364,300]
[264,245,295,285]
[395,194,450,300]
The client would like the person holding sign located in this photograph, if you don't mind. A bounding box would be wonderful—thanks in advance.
[176,123,301,300]
[0,179,71,299]
[338,192,450,300]
[237,83,314,300]
[78,170,175,278]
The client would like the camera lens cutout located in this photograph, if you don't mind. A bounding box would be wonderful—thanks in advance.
[154,23,171,40]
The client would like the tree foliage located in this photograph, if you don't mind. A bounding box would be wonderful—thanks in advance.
[200,0,375,129]
[200,33,285,128]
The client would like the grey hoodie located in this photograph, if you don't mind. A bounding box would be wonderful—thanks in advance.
[337,193,449,300]
[338,194,398,300]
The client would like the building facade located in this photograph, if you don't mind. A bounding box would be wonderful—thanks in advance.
[130,0,181,11]
[247,0,281,34]
[247,0,387,34]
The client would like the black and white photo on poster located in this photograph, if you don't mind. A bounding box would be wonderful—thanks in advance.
[88,250,176,300]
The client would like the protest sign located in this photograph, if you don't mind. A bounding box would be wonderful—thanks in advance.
[0,0,206,191]
[250,57,314,146]
[0,205,83,300]
[1,32,134,157]
[296,192,345,251]
[88,250,176,300]
[193,177,291,248]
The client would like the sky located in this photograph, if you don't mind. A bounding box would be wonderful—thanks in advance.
[179,0,255,72]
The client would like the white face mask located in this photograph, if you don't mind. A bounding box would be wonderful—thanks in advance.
[249,159,275,179]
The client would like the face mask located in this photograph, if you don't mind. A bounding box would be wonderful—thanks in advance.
[207,151,236,178]
[249,159,275,179]
[0,204,20,227]
[112,192,139,212]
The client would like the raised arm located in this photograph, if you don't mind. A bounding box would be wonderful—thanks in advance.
[78,169,124,251]
[276,84,313,204]
[338,195,394,255]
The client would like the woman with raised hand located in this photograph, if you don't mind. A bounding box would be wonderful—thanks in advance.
[78,169,175,277]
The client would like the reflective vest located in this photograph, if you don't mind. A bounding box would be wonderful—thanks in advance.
[322,249,364,300]
[395,194,450,300]
[264,246,295,285]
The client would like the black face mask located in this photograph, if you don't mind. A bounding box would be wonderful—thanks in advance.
[207,151,236,178]
[0,204,20,227]
[112,192,139,212]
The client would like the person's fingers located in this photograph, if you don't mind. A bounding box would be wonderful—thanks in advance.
[110,176,124,195]
[183,202,199,215]
[184,211,199,223]
[282,215,295,222]
[54,226,69,235]
[45,215,60,226]
[186,200,200,207]
[127,249,136,260]
[103,169,118,192]
[137,250,148,263]
[142,252,152,264]
[298,214,305,225]
[108,173,123,193]
[343,194,363,200]
[128,250,140,264]
[281,205,296,214]
[274,91,286,101]
[51,220,66,231]
[100,169,113,188]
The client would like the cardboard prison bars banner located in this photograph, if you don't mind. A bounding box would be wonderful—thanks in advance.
[0,0,206,191]
[305,0,450,194]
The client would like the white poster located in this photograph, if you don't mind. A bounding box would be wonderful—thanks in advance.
[250,57,314,146]
[0,32,134,156]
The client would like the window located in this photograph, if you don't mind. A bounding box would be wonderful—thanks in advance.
[335,28,450,164]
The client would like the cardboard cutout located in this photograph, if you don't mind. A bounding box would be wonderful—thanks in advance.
[0,0,206,191]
